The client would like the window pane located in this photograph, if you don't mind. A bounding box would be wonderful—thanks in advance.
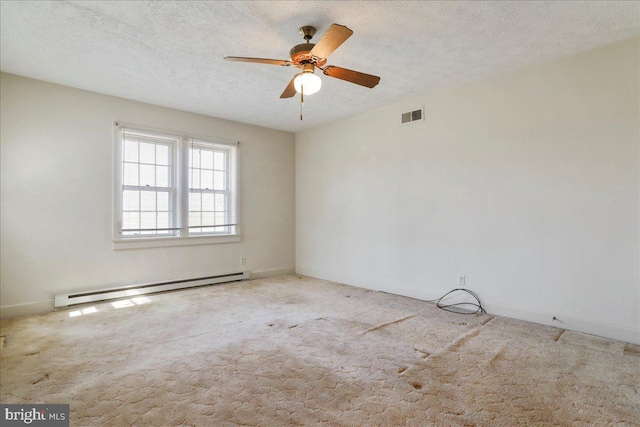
[140,142,155,164]
[202,211,215,226]
[123,212,139,230]
[156,144,169,165]
[213,171,225,190]
[201,150,213,169]
[202,193,215,211]
[201,170,213,189]
[123,140,138,162]
[157,212,169,229]
[189,192,201,211]
[140,212,156,229]
[214,151,225,170]
[215,212,226,225]
[156,166,169,187]
[189,212,201,227]
[190,169,201,189]
[123,190,140,211]
[214,193,225,211]
[157,192,169,211]
[123,163,139,186]
[190,149,200,168]
[140,164,155,186]
[141,192,156,211]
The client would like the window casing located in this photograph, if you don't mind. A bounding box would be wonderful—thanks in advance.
[113,124,239,249]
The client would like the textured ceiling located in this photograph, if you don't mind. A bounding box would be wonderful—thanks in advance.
[1,1,638,133]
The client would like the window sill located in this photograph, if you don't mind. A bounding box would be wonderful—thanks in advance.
[112,234,241,250]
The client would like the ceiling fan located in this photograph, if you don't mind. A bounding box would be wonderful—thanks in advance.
[225,24,380,119]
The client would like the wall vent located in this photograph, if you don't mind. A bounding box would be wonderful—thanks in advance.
[401,108,424,125]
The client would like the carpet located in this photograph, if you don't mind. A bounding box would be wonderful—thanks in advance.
[1,275,639,426]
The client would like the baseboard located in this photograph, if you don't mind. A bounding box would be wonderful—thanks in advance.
[0,300,54,320]
[249,267,296,280]
[295,266,387,291]
[482,300,639,345]
[381,284,442,302]
[295,265,640,345]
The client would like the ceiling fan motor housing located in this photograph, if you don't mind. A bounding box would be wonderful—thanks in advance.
[289,43,326,67]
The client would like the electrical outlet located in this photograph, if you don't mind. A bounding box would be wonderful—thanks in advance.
[240,257,246,265]
[458,275,466,287]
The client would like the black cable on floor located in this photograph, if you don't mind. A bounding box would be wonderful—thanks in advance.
[427,288,486,315]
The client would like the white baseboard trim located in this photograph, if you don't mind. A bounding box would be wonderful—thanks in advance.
[249,267,296,280]
[295,266,387,292]
[295,265,640,345]
[1,300,54,320]
[482,300,639,345]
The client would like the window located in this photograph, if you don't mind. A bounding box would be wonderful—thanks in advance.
[188,142,232,235]
[121,130,176,238]
[114,124,239,249]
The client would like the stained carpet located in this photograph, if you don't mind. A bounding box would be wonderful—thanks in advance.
[1,275,639,426]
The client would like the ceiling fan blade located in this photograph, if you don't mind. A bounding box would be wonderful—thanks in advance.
[322,66,380,88]
[309,24,353,59]
[280,76,297,98]
[224,56,291,66]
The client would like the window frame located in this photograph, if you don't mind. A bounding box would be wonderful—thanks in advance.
[121,132,178,238]
[112,122,241,250]
[187,140,234,236]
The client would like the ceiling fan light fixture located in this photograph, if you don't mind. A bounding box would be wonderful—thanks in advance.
[294,72,322,95]
[225,23,381,109]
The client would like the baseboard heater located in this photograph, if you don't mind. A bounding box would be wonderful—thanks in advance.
[54,272,250,309]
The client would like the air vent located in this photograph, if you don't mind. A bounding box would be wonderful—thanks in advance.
[401,108,424,125]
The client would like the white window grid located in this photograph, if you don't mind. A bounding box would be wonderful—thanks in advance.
[121,132,177,237]
[189,141,232,235]
[114,123,239,242]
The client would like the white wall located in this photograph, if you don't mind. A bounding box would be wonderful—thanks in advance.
[1,73,295,317]
[296,37,640,344]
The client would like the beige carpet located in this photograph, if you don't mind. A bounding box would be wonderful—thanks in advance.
[1,275,639,426]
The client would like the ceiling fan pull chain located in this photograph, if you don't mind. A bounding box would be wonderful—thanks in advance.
[300,84,304,120]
